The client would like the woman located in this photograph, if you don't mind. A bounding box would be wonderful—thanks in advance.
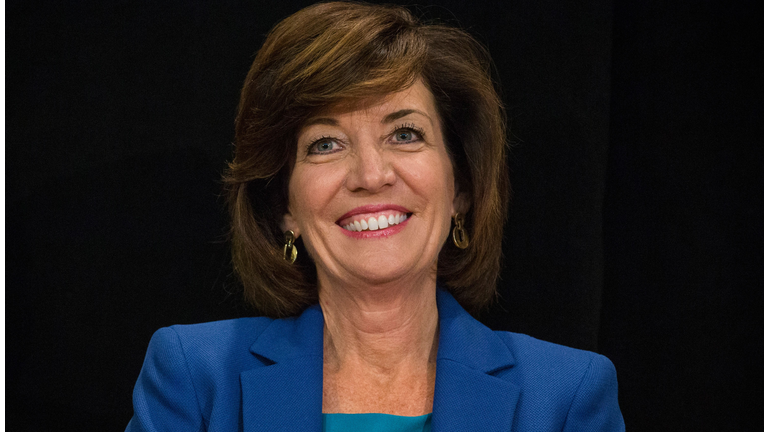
[126,3,624,431]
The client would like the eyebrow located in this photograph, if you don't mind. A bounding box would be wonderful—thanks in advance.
[381,109,432,125]
[303,109,433,129]
[303,117,339,127]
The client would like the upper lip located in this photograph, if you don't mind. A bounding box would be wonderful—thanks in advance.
[336,204,411,223]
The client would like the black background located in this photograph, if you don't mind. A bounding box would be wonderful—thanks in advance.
[7,0,762,430]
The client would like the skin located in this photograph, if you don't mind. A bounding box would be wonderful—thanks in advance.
[283,80,466,415]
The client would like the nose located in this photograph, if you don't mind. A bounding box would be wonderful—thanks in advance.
[345,142,396,193]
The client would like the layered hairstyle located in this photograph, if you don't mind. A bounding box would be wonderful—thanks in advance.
[225,1,509,318]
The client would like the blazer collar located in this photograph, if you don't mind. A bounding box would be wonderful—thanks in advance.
[241,305,325,432]
[434,288,516,372]
[432,288,520,431]
[248,304,325,363]
[241,289,520,432]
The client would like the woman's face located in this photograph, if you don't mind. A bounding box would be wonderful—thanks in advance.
[283,80,464,289]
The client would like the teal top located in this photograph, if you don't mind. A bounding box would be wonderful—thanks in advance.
[322,413,432,432]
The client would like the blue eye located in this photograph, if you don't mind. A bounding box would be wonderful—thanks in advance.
[395,130,414,141]
[308,138,341,154]
[391,124,424,143]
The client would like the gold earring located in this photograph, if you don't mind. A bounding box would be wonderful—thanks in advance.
[283,230,297,263]
[452,213,469,249]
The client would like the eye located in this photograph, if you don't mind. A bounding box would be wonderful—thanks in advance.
[307,137,342,155]
[395,130,415,141]
[391,124,424,143]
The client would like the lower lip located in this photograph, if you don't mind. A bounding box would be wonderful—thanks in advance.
[339,217,410,238]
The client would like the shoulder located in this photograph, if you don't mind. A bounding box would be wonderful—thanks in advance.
[147,317,275,377]
[496,331,612,372]
[494,330,618,393]
[493,331,624,431]
[160,316,274,351]
[127,317,281,431]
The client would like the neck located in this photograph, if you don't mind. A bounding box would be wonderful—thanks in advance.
[319,275,439,373]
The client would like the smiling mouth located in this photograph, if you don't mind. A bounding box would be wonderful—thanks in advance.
[340,212,410,232]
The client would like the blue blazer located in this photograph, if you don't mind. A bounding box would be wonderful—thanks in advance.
[126,289,624,431]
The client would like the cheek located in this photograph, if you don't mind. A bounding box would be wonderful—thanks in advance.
[397,156,456,231]
[288,166,344,226]
[411,155,455,204]
[433,160,458,219]
[289,177,318,224]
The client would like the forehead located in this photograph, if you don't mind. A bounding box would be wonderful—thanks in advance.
[306,80,439,125]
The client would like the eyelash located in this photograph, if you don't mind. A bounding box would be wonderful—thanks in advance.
[306,135,340,155]
[390,123,425,143]
[305,123,425,155]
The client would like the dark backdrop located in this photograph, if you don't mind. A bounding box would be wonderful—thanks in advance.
[7,0,762,430]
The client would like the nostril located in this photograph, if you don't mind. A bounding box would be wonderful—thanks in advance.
[344,153,396,193]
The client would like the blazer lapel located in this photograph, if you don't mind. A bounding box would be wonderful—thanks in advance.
[238,291,519,431]
[241,305,325,432]
[432,289,521,431]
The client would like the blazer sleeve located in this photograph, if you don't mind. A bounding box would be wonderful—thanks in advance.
[125,327,205,432]
[561,354,625,432]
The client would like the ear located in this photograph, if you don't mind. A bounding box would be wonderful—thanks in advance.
[452,191,470,216]
[281,212,301,238]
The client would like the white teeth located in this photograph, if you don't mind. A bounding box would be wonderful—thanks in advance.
[342,212,409,232]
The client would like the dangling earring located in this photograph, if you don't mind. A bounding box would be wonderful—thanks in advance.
[452,213,469,249]
[283,230,297,263]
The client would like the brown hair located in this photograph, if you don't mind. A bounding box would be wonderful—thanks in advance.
[225,1,508,317]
